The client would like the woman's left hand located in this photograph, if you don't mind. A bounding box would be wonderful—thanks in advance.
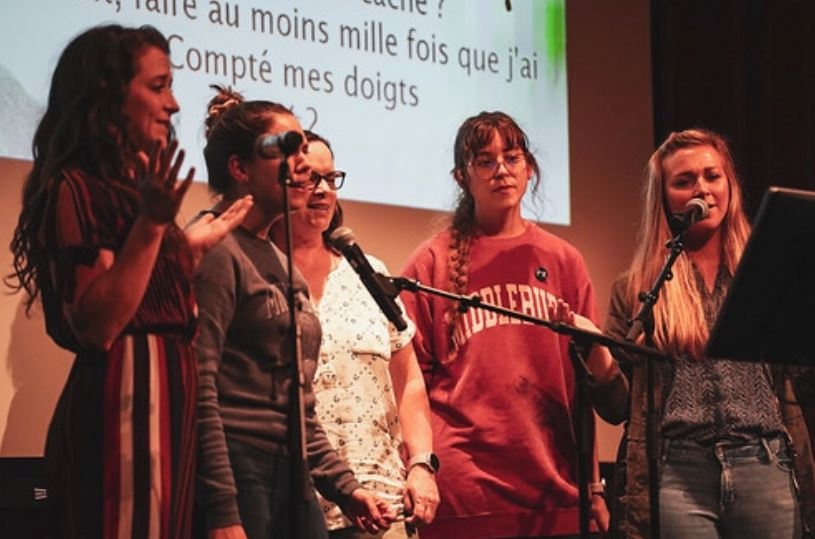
[591,492,610,536]
[184,195,253,267]
[403,466,440,526]
[551,299,602,334]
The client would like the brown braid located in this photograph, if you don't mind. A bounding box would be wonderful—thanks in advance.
[445,191,476,362]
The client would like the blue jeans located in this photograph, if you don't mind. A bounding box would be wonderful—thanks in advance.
[329,523,409,538]
[227,439,328,539]
[660,436,802,539]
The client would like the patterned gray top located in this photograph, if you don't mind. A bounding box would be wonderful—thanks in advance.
[661,264,785,444]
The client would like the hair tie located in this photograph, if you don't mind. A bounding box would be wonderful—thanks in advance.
[208,97,240,119]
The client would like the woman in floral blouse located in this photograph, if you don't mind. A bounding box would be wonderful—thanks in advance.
[270,131,439,538]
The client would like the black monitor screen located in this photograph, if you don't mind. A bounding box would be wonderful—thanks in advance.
[706,186,815,364]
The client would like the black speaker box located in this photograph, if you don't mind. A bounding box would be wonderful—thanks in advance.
[0,458,47,538]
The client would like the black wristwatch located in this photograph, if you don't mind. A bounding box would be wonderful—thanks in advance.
[407,452,440,474]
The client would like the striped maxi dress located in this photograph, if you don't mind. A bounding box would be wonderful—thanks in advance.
[40,169,198,538]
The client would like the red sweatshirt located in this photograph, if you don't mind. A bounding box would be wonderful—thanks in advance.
[401,222,599,538]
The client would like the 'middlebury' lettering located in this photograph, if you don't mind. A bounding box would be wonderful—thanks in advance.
[452,283,561,347]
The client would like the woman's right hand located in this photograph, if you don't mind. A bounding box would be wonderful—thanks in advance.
[342,487,394,534]
[208,524,248,539]
[136,140,195,225]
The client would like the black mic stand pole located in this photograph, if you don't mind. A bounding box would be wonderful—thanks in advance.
[278,157,312,538]
[392,276,667,539]
[569,336,595,539]
[625,231,689,539]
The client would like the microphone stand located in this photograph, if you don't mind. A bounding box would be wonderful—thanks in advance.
[624,231,689,539]
[391,276,667,539]
[278,158,312,538]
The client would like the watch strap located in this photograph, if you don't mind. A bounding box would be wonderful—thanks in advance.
[407,452,439,474]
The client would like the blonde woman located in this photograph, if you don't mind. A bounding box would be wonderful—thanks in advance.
[605,128,815,538]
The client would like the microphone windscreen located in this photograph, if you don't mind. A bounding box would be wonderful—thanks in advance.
[686,197,710,218]
[328,226,356,251]
[279,131,304,155]
[257,131,304,158]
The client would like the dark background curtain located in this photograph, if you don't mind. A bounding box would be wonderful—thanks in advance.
[651,0,815,216]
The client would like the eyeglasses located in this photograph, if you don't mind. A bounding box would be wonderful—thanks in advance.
[468,152,527,180]
[290,170,346,191]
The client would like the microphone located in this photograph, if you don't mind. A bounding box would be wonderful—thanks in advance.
[256,131,303,158]
[328,227,408,331]
[668,197,709,235]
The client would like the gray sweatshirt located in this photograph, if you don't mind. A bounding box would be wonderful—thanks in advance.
[194,227,361,530]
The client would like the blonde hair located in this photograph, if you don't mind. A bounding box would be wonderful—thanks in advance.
[626,128,751,358]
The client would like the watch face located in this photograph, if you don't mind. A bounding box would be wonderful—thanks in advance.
[429,453,440,472]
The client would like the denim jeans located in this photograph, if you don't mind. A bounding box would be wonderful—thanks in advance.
[227,438,329,539]
[329,523,409,539]
[660,435,802,539]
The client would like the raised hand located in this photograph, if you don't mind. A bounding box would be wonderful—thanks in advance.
[136,140,195,225]
[185,195,253,267]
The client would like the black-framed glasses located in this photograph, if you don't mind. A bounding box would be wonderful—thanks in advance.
[290,170,346,190]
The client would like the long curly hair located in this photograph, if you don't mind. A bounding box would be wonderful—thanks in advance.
[626,128,751,358]
[7,24,174,311]
[444,111,541,360]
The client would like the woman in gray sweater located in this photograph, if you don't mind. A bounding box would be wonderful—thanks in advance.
[193,86,392,539]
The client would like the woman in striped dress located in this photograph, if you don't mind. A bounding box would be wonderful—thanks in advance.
[6,24,251,538]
